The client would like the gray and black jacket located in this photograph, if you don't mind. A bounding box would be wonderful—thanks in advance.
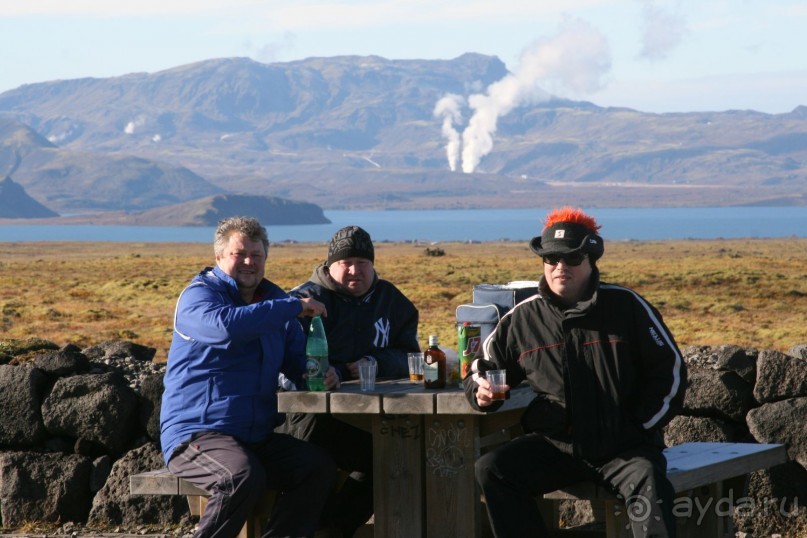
[464,269,686,462]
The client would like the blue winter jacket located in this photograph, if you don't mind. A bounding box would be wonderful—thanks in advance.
[160,265,307,464]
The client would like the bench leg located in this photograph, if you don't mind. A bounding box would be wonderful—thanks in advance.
[246,490,278,538]
[603,499,632,538]
[187,495,207,518]
[675,481,735,538]
[186,490,278,538]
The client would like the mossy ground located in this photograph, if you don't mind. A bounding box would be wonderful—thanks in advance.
[1,238,805,361]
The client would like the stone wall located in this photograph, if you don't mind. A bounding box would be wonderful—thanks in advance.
[0,338,805,535]
[664,344,807,537]
[0,339,188,530]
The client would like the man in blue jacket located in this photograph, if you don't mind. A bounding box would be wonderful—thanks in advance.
[160,216,337,538]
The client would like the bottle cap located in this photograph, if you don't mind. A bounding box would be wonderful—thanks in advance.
[428,335,439,346]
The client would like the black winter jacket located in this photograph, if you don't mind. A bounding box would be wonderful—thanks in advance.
[464,269,686,462]
[291,264,420,380]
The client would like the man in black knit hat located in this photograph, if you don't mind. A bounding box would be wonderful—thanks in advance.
[279,225,420,537]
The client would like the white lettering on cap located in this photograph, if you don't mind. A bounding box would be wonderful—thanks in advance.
[554,230,566,238]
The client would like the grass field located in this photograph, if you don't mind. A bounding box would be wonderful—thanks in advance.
[1,238,805,361]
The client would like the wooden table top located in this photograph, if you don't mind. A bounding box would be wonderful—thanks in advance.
[277,379,534,416]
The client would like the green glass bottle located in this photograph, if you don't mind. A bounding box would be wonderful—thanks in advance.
[305,315,329,391]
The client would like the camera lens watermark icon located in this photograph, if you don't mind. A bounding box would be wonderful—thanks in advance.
[614,484,663,532]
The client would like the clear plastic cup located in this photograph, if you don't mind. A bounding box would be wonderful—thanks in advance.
[407,352,424,383]
[359,361,378,391]
[487,369,507,400]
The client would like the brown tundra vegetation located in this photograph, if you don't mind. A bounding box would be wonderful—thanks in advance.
[1,238,805,361]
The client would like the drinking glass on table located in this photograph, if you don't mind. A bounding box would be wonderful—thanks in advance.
[359,361,378,391]
[407,352,424,382]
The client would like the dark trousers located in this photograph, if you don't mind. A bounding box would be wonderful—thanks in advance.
[278,412,373,537]
[167,430,336,538]
[476,434,676,538]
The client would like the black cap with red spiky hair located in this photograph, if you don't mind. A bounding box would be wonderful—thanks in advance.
[529,207,604,261]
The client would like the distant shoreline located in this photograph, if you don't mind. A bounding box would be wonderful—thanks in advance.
[3,202,807,227]
[2,236,806,246]
[3,206,807,244]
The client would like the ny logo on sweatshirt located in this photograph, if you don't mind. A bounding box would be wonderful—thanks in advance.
[373,317,391,347]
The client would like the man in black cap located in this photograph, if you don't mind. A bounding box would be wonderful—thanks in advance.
[280,225,420,536]
[464,207,686,538]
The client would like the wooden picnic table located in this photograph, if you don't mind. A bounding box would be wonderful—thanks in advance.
[132,381,787,538]
[277,379,533,538]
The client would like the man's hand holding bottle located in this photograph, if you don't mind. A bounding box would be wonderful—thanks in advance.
[298,297,327,318]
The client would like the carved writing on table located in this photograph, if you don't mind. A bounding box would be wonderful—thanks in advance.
[426,420,468,477]
[379,418,421,440]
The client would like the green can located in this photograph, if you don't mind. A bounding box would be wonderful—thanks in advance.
[458,322,481,382]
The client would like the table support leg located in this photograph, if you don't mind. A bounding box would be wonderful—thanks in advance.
[372,414,425,537]
[423,414,481,538]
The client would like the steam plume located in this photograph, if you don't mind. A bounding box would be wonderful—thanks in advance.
[124,115,147,135]
[458,17,611,173]
[433,94,465,171]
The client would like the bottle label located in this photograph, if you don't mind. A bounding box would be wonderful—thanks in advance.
[306,355,328,377]
[306,355,328,391]
[424,361,439,382]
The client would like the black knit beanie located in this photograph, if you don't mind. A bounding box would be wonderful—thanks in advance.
[327,226,375,265]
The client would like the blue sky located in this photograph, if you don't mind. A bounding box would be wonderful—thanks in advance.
[1,0,805,114]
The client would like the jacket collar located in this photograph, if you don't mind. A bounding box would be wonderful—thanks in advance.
[200,265,274,305]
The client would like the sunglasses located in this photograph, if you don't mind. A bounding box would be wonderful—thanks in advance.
[542,252,587,266]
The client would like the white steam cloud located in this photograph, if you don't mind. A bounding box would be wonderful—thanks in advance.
[438,18,612,174]
[433,94,465,171]
[124,115,147,135]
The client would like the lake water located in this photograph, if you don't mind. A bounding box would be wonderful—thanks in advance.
[1,206,806,243]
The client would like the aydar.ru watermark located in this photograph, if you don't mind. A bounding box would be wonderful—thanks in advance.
[618,491,802,526]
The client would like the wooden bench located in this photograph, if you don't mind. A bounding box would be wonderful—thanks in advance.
[130,468,368,538]
[538,442,789,538]
[130,468,277,538]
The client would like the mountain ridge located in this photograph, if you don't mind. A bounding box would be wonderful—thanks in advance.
[0,53,804,219]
